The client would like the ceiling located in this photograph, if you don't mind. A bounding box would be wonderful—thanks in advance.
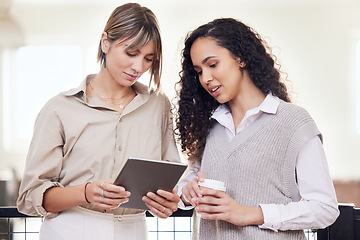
[11,0,347,5]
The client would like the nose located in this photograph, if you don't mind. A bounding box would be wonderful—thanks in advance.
[200,69,212,85]
[131,58,145,74]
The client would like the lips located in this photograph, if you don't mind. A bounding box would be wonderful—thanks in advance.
[124,72,138,81]
[208,85,221,97]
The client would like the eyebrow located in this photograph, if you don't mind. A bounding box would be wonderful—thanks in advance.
[193,56,217,68]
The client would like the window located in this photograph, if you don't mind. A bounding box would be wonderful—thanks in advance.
[357,41,360,134]
[2,45,96,152]
[1,44,151,152]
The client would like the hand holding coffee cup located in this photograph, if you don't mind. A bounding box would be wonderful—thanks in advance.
[196,179,226,215]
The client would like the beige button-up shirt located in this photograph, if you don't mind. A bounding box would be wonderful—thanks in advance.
[17,75,180,218]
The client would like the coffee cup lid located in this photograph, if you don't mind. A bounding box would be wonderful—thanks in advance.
[198,179,226,191]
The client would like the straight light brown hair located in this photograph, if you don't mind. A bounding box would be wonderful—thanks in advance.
[97,3,162,91]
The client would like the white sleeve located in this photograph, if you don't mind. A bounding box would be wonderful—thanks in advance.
[177,161,201,210]
[259,136,339,231]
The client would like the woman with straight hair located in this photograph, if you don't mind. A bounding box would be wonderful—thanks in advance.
[17,3,180,240]
[176,18,339,239]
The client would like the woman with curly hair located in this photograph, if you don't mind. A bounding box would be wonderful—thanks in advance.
[175,18,339,239]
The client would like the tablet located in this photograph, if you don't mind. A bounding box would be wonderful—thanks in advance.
[113,157,187,210]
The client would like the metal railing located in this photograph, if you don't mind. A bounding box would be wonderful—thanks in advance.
[1,207,193,240]
[317,204,360,240]
[1,204,359,240]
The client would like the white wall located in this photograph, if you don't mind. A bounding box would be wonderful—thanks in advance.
[1,0,360,180]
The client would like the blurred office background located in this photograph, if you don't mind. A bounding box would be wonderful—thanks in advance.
[1,0,359,207]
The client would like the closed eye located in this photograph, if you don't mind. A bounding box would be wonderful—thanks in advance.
[126,52,136,57]
[145,56,154,62]
[210,63,217,68]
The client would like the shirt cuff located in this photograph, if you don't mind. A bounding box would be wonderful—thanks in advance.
[178,197,195,210]
[258,204,280,232]
[33,181,63,218]
[176,181,195,210]
[177,187,194,210]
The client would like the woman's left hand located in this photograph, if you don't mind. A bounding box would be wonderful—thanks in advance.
[192,188,264,226]
[142,189,180,219]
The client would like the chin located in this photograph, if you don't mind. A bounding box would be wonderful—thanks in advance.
[214,96,227,104]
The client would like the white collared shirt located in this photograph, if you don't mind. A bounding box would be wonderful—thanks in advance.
[177,94,339,231]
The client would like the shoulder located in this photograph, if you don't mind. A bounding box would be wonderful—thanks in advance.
[41,91,77,112]
[277,100,313,121]
[38,93,65,115]
[278,100,309,113]
[147,90,172,110]
[37,90,82,125]
[277,100,322,139]
[133,82,170,104]
[149,89,170,101]
[274,100,320,133]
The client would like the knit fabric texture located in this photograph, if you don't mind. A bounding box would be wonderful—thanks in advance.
[196,101,321,240]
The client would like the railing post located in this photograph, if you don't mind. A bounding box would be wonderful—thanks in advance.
[317,226,330,240]
[354,208,360,240]
[317,204,355,240]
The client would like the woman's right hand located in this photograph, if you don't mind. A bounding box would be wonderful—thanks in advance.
[85,179,131,210]
[181,171,206,207]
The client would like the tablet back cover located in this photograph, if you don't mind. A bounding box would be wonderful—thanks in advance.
[114,157,187,210]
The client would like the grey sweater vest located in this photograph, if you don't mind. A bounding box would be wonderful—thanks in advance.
[197,101,321,240]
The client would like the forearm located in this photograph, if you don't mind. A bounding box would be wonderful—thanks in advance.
[43,184,87,213]
[244,206,264,226]
[227,204,264,226]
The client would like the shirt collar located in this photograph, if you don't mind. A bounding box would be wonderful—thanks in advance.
[63,74,151,100]
[212,93,280,119]
[259,93,280,114]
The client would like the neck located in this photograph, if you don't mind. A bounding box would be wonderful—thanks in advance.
[229,75,266,129]
[91,71,131,99]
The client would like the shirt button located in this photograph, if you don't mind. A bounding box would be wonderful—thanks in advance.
[119,117,122,122]
[118,146,122,151]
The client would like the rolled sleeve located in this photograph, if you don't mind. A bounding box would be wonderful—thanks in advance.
[17,101,65,218]
[26,181,63,218]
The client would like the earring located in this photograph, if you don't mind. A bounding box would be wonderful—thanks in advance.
[103,53,107,68]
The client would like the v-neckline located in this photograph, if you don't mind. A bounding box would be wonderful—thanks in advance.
[212,108,277,152]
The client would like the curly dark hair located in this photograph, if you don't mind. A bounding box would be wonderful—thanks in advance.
[175,18,290,164]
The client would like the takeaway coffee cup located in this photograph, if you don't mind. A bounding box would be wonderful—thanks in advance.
[197,179,226,214]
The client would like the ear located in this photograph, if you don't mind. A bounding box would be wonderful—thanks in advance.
[237,58,246,68]
[101,32,110,53]
[235,57,246,68]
